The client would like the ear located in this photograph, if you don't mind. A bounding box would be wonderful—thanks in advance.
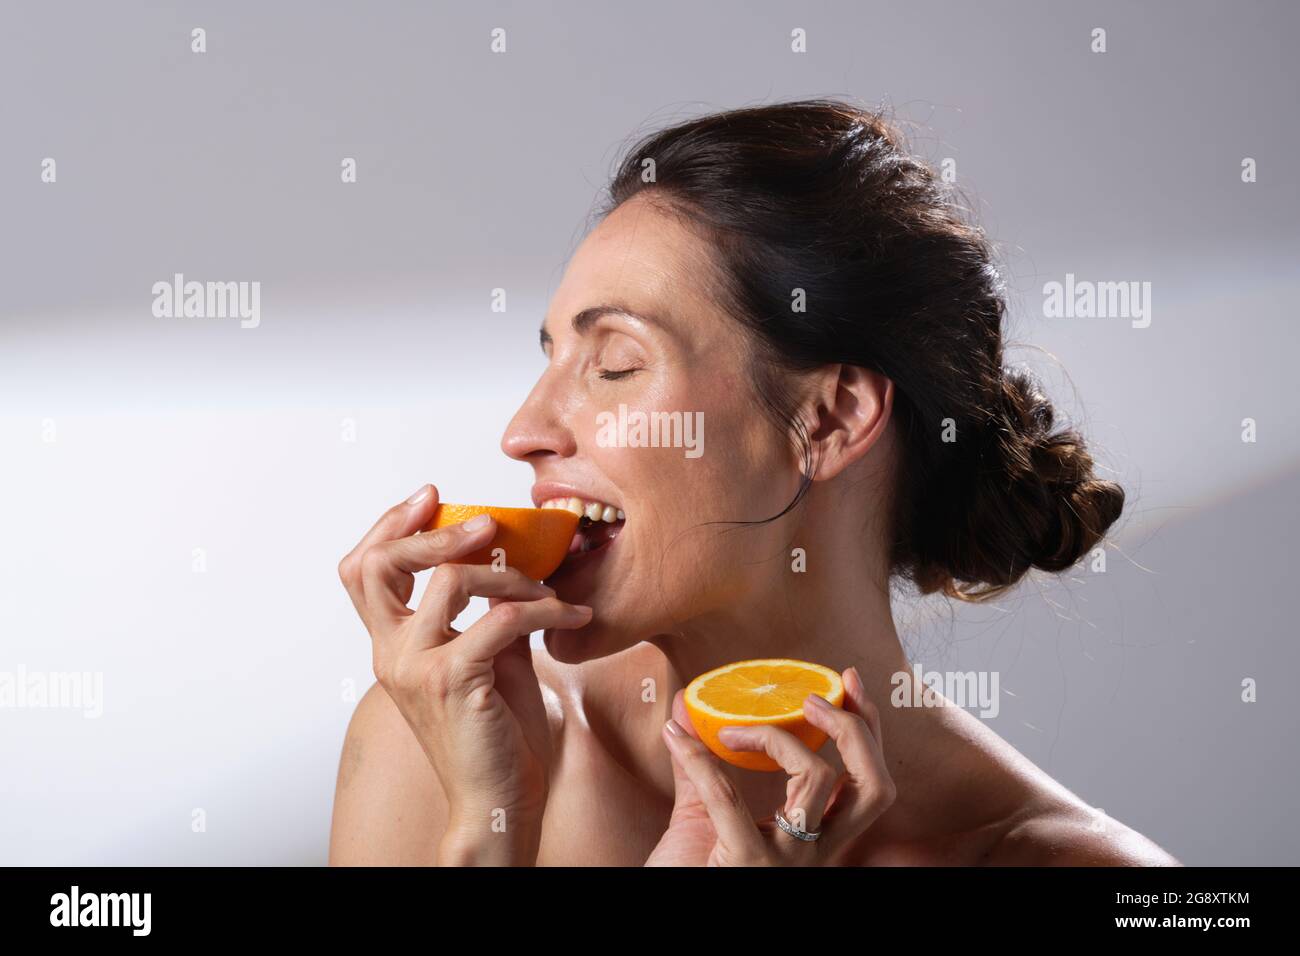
[802,364,894,482]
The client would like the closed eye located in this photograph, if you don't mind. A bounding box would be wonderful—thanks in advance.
[598,368,640,381]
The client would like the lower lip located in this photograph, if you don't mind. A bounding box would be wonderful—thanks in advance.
[547,526,622,581]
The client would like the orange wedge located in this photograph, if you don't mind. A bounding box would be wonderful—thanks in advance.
[425,503,580,581]
[684,658,845,772]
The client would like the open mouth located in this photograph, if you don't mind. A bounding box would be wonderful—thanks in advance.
[539,497,625,557]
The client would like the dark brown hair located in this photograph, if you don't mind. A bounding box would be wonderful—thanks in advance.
[600,99,1124,601]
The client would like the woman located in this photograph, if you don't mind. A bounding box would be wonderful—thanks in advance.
[329,100,1179,866]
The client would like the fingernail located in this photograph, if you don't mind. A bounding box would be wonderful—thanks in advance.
[406,484,431,504]
[538,583,557,596]
[461,513,491,532]
[570,604,593,615]
[717,726,745,745]
[806,693,832,710]
[664,719,686,737]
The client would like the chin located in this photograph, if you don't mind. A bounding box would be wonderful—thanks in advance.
[542,619,643,663]
[537,528,704,662]
[540,525,645,661]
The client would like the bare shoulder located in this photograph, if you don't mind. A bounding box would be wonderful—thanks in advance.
[987,803,1182,867]
[328,680,448,866]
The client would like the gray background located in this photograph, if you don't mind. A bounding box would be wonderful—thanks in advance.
[1,0,1296,864]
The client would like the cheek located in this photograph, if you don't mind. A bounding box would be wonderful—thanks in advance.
[645,412,794,605]
[575,378,797,603]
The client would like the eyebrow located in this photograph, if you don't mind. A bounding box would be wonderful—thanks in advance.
[538,305,664,350]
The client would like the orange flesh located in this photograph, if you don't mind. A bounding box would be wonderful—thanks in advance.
[696,663,836,717]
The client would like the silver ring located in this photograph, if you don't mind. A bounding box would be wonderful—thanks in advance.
[774,806,821,842]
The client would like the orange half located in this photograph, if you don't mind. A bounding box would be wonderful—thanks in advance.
[684,658,845,772]
[425,503,580,581]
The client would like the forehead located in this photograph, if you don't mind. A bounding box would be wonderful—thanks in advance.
[554,194,715,321]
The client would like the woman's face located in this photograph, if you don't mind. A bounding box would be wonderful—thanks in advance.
[501,194,804,662]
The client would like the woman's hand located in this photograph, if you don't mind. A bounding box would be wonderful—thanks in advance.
[337,483,593,864]
[645,667,895,866]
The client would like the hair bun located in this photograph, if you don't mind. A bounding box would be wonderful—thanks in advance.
[953,368,1126,595]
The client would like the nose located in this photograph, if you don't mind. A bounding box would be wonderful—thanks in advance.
[500,371,577,464]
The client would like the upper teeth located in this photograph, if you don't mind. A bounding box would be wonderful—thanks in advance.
[540,497,625,523]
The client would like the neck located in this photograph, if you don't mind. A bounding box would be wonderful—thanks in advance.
[653,543,908,700]
[648,519,1010,845]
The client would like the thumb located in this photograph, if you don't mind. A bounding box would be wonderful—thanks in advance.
[670,689,702,740]
[665,691,705,813]
[664,726,705,815]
